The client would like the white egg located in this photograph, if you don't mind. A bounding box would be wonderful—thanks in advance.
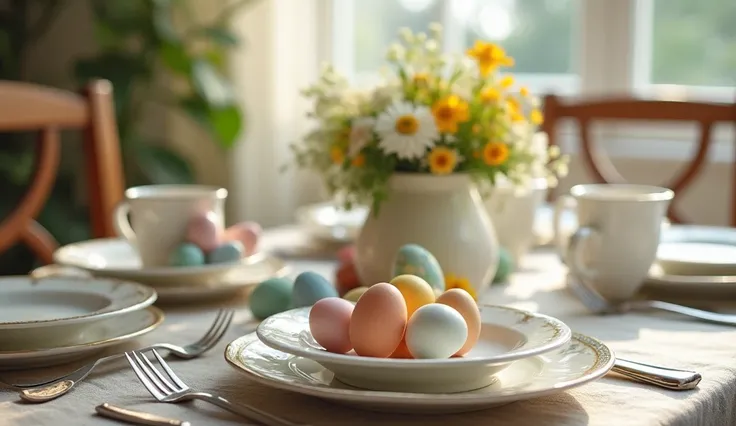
[405,303,468,359]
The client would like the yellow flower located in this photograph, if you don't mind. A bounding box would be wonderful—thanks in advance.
[530,108,544,125]
[427,147,458,175]
[413,72,430,87]
[506,96,524,122]
[483,141,509,166]
[330,146,345,165]
[472,123,482,134]
[499,75,514,88]
[479,87,500,103]
[466,40,515,77]
[520,86,530,97]
[510,111,525,122]
[351,154,366,167]
[445,274,477,300]
[431,95,470,133]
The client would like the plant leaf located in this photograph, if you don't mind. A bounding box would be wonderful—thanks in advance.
[160,41,191,75]
[135,144,195,184]
[201,26,239,46]
[191,59,233,107]
[208,105,243,148]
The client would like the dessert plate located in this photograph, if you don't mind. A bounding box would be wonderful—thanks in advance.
[0,276,156,349]
[656,225,736,276]
[256,305,572,393]
[226,332,612,414]
[0,306,163,369]
[295,202,368,242]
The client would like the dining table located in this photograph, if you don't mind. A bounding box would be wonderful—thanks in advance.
[1,225,735,426]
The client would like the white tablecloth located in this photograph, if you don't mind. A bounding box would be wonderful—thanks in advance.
[1,227,736,426]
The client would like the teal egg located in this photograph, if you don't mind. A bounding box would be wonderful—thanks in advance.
[493,247,514,284]
[207,241,244,264]
[169,243,205,267]
[250,277,293,320]
[392,244,445,291]
[292,271,338,308]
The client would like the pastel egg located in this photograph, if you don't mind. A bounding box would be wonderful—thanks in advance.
[433,288,444,298]
[169,243,205,267]
[337,245,356,264]
[493,247,514,284]
[224,221,261,256]
[349,283,407,358]
[405,303,468,359]
[206,241,244,264]
[309,297,354,354]
[249,277,293,320]
[186,212,222,252]
[436,288,482,356]
[342,286,369,303]
[292,271,338,308]
[335,262,361,296]
[390,339,413,359]
[389,274,435,316]
[392,244,445,291]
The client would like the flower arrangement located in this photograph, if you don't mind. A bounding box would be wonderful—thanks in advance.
[294,23,569,211]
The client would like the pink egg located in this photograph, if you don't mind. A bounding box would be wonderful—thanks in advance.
[337,245,356,264]
[223,221,261,255]
[309,297,354,354]
[186,212,222,252]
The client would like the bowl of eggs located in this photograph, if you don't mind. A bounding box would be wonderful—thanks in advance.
[256,274,572,394]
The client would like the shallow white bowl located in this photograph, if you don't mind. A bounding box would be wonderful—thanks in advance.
[256,305,572,393]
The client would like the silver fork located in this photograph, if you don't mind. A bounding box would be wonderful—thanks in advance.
[16,310,233,403]
[567,274,736,326]
[127,349,309,426]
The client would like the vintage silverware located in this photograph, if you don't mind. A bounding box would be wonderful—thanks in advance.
[16,309,233,402]
[127,349,309,426]
[96,403,191,426]
[567,274,736,326]
[611,358,701,390]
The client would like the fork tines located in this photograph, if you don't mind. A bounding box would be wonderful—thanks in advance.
[125,349,186,400]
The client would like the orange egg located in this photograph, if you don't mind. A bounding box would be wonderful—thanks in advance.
[349,283,407,358]
[436,288,481,356]
[389,339,413,359]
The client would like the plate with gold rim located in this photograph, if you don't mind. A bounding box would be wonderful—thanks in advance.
[226,332,612,414]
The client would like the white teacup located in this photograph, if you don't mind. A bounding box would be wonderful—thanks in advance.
[555,184,674,301]
[113,185,228,268]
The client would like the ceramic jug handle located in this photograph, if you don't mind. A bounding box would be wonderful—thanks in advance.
[553,195,576,263]
[113,201,137,243]
[566,226,599,283]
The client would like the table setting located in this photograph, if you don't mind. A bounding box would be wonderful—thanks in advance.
[5,24,736,426]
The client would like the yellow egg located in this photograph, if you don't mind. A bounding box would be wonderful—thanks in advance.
[389,274,435,316]
[342,286,369,303]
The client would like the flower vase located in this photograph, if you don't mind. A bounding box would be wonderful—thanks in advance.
[354,173,500,295]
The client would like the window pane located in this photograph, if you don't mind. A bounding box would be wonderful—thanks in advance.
[651,0,736,87]
[353,0,444,73]
[461,0,578,74]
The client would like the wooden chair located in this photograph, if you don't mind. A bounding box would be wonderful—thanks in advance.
[541,94,736,225]
[0,80,125,264]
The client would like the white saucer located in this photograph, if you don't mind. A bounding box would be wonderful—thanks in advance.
[656,225,736,276]
[226,332,612,414]
[295,202,367,243]
[0,306,163,369]
[256,305,572,393]
[0,276,156,350]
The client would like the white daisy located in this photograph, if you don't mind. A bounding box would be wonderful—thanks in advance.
[374,101,439,160]
[348,117,376,157]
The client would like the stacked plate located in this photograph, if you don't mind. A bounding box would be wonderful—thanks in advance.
[225,305,615,414]
[33,238,290,303]
[0,275,161,369]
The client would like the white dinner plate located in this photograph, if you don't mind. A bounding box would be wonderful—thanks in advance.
[0,306,163,370]
[256,305,572,393]
[295,202,368,243]
[656,225,736,276]
[226,332,612,414]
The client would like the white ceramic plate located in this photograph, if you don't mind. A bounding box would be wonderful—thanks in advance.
[226,332,612,414]
[295,202,368,243]
[0,306,163,370]
[256,305,572,393]
[656,225,736,276]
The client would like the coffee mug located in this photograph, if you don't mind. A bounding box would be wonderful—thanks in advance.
[555,184,674,301]
[114,185,228,268]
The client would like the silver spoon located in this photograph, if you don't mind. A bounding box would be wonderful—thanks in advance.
[567,274,736,326]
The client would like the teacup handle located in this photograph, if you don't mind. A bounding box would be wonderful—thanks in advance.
[553,194,576,263]
[30,264,93,279]
[113,201,136,243]
[567,226,600,283]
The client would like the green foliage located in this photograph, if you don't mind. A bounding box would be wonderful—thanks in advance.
[75,0,252,184]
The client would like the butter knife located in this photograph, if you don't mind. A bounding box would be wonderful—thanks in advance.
[95,403,191,426]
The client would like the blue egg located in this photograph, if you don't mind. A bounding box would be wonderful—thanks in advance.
[292,271,338,308]
[169,243,206,267]
[392,244,445,291]
[493,247,514,284]
[207,241,244,264]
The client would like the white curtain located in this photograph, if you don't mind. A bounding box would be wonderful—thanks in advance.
[228,0,327,227]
